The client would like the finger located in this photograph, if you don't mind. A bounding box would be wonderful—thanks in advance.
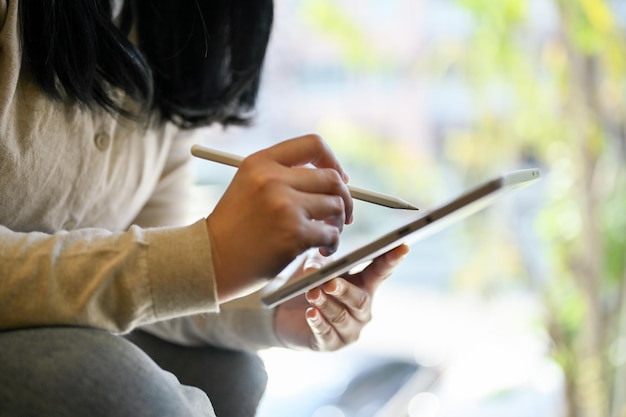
[298,219,341,255]
[305,307,342,351]
[357,245,410,291]
[303,238,335,266]
[303,249,326,271]
[322,278,372,323]
[256,135,354,225]
[387,244,410,260]
[306,288,361,344]
[284,167,353,225]
[264,135,348,180]
[296,192,346,231]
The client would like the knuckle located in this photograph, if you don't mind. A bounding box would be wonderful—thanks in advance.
[331,195,345,214]
[249,175,277,199]
[287,223,312,253]
[360,309,373,324]
[239,153,265,174]
[309,321,335,350]
[325,169,343,187]
[358,309,373,324]
[239,154,256,169]
[330,309,350,326]
[253,170,280,192]
[325,227,341,252]
[256,183,294,216]
[305,133,325,149]
[305,134,333,164]
[356,292,370,312]
[267,193,293,215]
[323,196,345,224]
[320,325,334,337]
[324,170,347,197]
[346,332,361,344]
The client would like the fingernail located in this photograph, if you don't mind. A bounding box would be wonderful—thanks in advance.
[306,289,323,305]
[324,279,343,296]
[306,309,321,326]
[304,257,323,271]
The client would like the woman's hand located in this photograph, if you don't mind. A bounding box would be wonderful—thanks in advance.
[206,134,354,302]
[274,244,409,351]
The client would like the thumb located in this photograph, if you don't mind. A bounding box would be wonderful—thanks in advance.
[303,249,326,272]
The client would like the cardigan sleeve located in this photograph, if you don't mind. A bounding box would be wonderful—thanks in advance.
[133,132,284,351]
[140,289,285,352]
[0,220,219,334]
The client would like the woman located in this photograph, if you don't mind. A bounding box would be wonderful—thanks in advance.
[0,1,409,416]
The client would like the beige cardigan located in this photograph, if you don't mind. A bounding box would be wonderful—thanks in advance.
[0,0,280,350]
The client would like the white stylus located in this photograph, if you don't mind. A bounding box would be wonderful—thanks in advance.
[191,144,419,210]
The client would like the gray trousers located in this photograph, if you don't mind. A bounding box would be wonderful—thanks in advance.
[0,327,268,417]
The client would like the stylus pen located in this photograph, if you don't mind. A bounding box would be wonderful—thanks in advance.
[191,144,419,210]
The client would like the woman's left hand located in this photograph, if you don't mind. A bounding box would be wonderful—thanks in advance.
[274,244,409,351]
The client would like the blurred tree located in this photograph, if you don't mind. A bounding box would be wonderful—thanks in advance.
[300,0,625,415]
[437,0,626,416]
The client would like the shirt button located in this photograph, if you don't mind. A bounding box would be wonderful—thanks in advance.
[94,132,111,151]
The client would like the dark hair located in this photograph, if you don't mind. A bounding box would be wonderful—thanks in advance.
[18,0,273,128]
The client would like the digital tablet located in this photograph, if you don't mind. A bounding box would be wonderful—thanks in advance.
[260,168,541,308]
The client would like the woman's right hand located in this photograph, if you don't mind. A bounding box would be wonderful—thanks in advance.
[206,134,354,302]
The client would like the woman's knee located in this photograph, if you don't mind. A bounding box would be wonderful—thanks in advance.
[0,327,213,417]
[126,330,268,417]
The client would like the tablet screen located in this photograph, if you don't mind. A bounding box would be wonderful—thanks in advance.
[260,168,540,308]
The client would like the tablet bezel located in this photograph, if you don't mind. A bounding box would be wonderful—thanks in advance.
[260,168,540,308]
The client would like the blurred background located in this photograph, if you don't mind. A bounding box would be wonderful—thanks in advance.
[189,1,626,416]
